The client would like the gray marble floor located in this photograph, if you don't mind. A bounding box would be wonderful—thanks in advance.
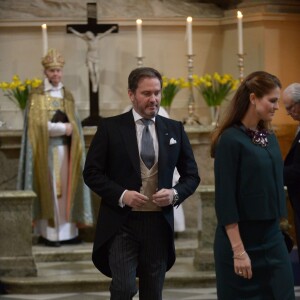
[1,242,299,299]
[1,287,300,300]
[0,288,216,300]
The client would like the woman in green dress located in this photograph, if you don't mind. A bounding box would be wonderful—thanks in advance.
[211,71,295,299]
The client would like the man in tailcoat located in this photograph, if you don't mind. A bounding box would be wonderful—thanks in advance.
[283,83,300,260]
[83,67,200,300]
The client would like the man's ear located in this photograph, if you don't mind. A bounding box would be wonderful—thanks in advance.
[128,90,134,102]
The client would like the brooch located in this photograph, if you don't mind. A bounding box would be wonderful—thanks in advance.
[245,128,269,147]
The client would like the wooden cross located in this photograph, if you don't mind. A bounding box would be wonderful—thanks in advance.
[66,2,119,126]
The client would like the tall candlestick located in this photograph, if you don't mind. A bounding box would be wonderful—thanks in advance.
[183,54,200,125]
[41,24,48,56]
[136,19,143,57]
[237,11,243,55]
[186,17,193,55]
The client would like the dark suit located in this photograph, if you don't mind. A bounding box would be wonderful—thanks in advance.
[83,110,200,297]
[284,129,300,259]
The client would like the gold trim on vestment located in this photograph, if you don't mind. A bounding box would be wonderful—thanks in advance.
[28,86,83,220]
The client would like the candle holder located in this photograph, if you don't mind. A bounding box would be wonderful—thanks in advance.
[237,53,245,82]
[183,54,200,126]
[0,120,6,129]
[136,56,144,68]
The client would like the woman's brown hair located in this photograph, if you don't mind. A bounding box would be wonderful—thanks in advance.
[210,71,281,158]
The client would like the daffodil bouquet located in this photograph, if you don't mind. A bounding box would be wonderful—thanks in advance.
[192,73,239,107]
[0,75,42,110]
[161,76,188,108]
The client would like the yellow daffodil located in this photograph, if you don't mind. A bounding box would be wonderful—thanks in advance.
[193,72,238,106]
[161,76,188,108]
[0,75,42,110]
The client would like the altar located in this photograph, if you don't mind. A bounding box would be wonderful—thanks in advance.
[0,124,215,232]
[0,122,297,231]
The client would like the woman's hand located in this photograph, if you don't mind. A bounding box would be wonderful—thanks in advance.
[225,223,253,280]
[233,249,252,279]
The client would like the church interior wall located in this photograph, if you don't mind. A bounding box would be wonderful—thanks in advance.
[0,21,224,127]
[264,18,300,126]
[0,1,300,234]
[220,15,300,127]
[0,5,300,129]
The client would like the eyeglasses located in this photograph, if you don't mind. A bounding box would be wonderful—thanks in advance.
[285,102,299,113]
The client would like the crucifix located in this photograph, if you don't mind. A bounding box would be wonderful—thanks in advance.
[66,2,119,126]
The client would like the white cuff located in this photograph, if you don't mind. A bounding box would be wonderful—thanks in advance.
[118,190,127,207]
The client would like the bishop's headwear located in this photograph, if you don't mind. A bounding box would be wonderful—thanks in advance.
[41,48,65,69]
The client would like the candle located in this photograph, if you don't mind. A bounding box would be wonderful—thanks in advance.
[136,19,143,57]
[41,24,48,56]
[186,17,193,55]
[237,11,243,54]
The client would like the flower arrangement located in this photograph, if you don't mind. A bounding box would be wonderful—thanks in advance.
[0,75,42,110]
[192,72,239,107]
[161,76,188,108]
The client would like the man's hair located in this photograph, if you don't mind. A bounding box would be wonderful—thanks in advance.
[284,83,300,104]
[128,67,162,93]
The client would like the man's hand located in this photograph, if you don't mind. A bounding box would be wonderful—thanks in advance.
[123,191,149,208]
[152,189,173,207]
[65,123,73,136]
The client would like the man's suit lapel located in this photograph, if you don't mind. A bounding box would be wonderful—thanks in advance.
[119,111,141,176]
[156,116,170,181]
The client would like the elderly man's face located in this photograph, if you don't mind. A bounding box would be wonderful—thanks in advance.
[282,93,300,122]
[44,68,63,87]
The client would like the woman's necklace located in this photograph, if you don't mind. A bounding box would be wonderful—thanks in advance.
[245,128,269,147]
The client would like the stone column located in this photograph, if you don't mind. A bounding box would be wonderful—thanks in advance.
[193,185,216,271]
[0,191,37,276]
[183,125,215,231]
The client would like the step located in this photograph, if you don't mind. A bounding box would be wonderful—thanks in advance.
[0,237,213,294]
[33,238,198,262]
[1,257,216,294]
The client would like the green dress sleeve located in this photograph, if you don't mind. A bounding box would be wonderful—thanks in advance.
[214,129,241,225]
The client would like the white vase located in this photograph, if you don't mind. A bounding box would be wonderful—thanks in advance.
[210,105,220,126]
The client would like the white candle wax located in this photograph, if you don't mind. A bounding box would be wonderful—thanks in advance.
[186,17,193,55]
[136,19,143,57]
[237,11,243,54]
[41,24,48,56]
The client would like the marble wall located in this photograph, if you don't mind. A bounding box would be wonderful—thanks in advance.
[0,0,223,20]
[0,1,300,129]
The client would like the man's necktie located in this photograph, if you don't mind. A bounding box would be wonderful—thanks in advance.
[141,118,155,169]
